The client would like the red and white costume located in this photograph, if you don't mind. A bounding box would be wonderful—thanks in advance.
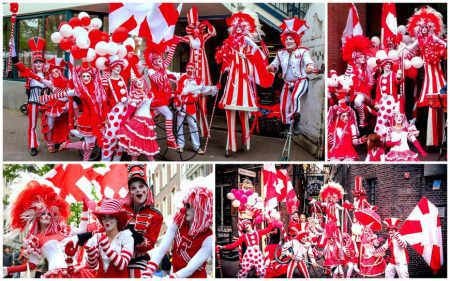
[117,78,160,160]
[85,199,134,278]
[123,165,163,277]
[216,12,273,153]
[314,236,344,278]
[359,226,386,277]
[3,181,93,278]
[328,101,364,161]
[283,231,316,278]
[342,36,375,127]
[101,58,129,161]
[61,65,106,161]
[174,71,203,151]
[180,7,217,137]
[366,147,386,162]
[144,186,213,278]
[374,218,409,278]
[222,220,274,278]
[342,233,360,278]
[406,6,446,146]
[269,18,315,124]
[12,37,47,154]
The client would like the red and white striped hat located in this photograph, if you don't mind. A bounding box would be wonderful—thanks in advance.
[92,199,128,231]
[383,217,401,230]
[186,6,207,34]
[279,17,309,36]
[28,37,46,63]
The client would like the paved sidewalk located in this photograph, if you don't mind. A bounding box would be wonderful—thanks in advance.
[3,109,318,162]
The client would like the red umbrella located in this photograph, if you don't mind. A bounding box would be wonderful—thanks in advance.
[354,208,382,231]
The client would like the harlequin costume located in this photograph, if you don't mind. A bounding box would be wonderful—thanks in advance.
[328,99,364,161]
[117,78,160,160]
[406,6,446,146]
[59,64,106,161]
[40,57,74,153]
[174,64,204,153]
[221,219,275,278]
[11,37,47,156]
[85,199,134,278]
[122,164,163,278]
[180,6,217,138]
[342,35,375,127]
[216,11,274,154]
[143,185,213,278]
[269,17,316,130]
[360,225,386,277]
[101,57,129,161]
[342,232,360,278]
[3,181,93,278]
[283,231,316,278]
[314,234,344,278]
[143,40,180,150]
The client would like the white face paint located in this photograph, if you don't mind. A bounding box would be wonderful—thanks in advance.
[134,79,144,88]
[383,62,392,72]
[81,72,92,84]
[130,180,148,206]
[340,112,349,123]
[152,56,163,69]
[39,210,51,226]
[51,69,60,79]
[112,65,122,75]
[102,215,118,232]
[394,113,404,124]
[186,65,195,77]
[356,55,366,64]
[34,60,44,72]
[285,36,297,50]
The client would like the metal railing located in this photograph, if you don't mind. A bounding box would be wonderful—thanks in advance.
[266,3,310,19]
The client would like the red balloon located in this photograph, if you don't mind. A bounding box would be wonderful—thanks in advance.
[10,3,19,14]
[112,27,128,43]
[69,17,81,28]
[80,17,91,26]
[125,45,134,52]
[71,45,88,60]
[100,32,109,42]
[126,52,139,65]
[59,37,72,51]
[88,29,102,47]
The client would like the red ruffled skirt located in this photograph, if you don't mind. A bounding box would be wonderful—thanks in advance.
[385,150,418,161]
[44,100,68,117]
[360,255,386,277]
[117,116,160,156]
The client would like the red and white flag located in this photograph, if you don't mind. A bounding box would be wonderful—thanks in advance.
[109,3,182,43]
[341,4,363,45]
[381,3,397,49]
[89,164,129,199]
[45,164,101,203]
[263,164,284,209]
[245,38,274,88]
[400,197,443,274]
[277,169,298,214]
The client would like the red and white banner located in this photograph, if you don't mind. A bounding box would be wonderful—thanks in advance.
[381,3,397,49]
[45,164,130,203]
[263,164,284,209]
[109,3,182,43]
[400,197,443,274]
[341,4,363,45]
[277,169,298,214]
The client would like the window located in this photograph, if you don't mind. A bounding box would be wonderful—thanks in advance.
[170,188,176,214]
[364,178,377,206]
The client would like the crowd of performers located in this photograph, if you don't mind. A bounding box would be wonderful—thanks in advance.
[327,5,447,161]
[218,179,411,278]
[9,5,319,160]
[3,164,213,278]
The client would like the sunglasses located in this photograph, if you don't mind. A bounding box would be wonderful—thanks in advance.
[184,203,191,209]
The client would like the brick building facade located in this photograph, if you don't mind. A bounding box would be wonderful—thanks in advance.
[330,164,447,278]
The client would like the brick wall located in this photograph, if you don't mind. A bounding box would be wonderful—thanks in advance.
[332,164,447,277]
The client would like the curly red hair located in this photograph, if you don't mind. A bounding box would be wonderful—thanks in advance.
[281,32,301,48]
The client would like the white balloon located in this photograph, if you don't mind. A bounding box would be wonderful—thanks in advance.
[51,32,62,44]
[388,50,399,60]
[402,35,411,44]
[123,37,135,50]
[107,42,119,56]
[78,12,89,20]
[232,200,241,208]
[397,25,407,35]
[404,59,412,70]
[76,36,90,49]
[254,202,264,209]
[95,41,109,56]
[59,24,73,38]
[95,57,108,70]
[370,36,380,47]
[367,57,377,68]
[86,48,96,62]
[247,196,256,206]
[91,18,102,29]
[73,26,88,39]
[375,50,387,60]
[411,56,424,69]
[226,193,235,200]
[117,45,128,58]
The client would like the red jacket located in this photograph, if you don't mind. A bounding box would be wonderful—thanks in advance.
[175,74,200,115]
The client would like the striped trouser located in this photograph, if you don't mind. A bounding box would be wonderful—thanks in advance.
[129,268,144,278]
[225,110,250,152]
[27,103,40,149]
[280,79,309,124]
[196,95,209,137]
[287,260,309,278]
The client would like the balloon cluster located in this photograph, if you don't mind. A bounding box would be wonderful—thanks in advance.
[50,12,138,70]
[227,189,271,225]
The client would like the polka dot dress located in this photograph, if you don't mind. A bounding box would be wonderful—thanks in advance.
[374,94,396,141]
[101,102,127,161]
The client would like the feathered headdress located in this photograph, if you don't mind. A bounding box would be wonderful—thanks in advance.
[9,181,69,236]
[407,6,444,36]
[143,40,174,69]
[342,35,372,63]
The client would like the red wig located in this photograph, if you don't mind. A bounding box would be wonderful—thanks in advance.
[342,35,372,63]
[407,6,444,36]
[280,32,301,48]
